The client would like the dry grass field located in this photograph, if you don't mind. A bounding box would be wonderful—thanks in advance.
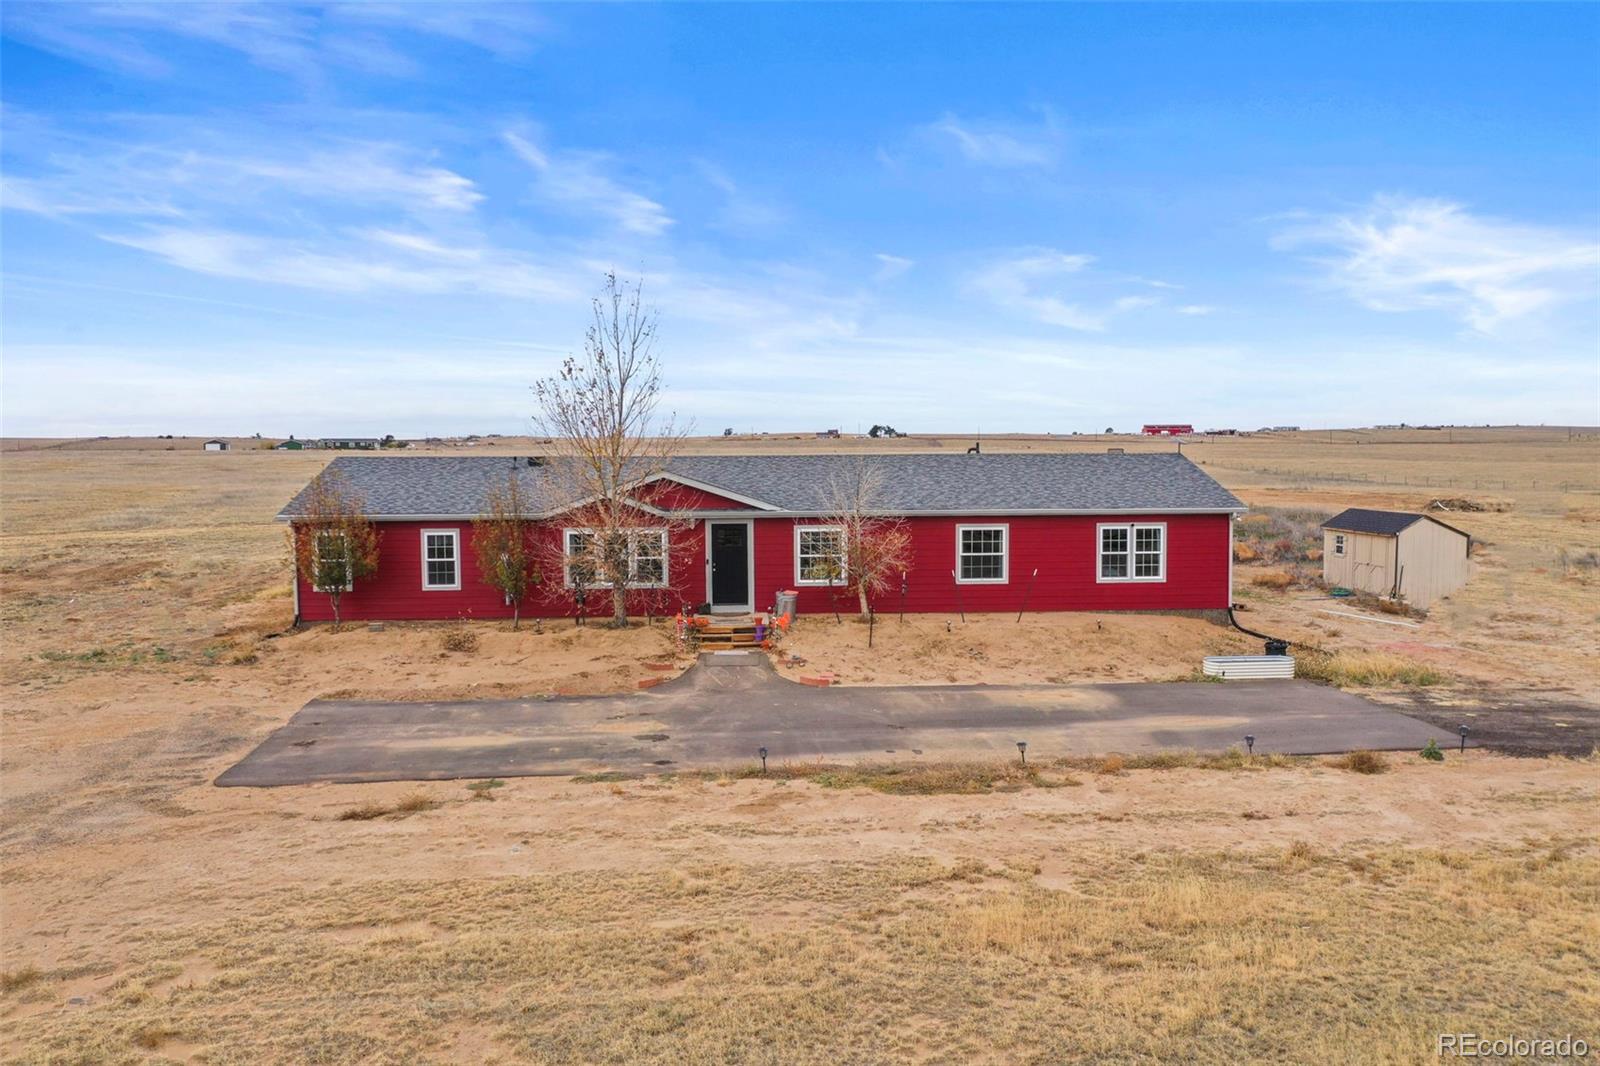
[3,428,1598,1062]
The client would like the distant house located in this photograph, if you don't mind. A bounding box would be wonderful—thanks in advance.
[1141,424,1194,436]
[1321,508,1471,609]
[203,439,229,452]
[275,437,305,451]
[278,452,1245,623]
[319,437,380,450]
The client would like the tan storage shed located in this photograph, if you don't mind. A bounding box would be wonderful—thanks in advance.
[1321,508,1471,610]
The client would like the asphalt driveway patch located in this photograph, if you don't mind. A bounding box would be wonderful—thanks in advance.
[217,652,1460,787]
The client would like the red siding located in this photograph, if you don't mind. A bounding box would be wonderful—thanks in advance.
[639,479,755,511]
[296,513,1230,621]
[758,514,1231,616]
[294,520,706,623]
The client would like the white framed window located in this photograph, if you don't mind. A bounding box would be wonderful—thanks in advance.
[956,524,1008,584]
[794,525,846,586]
[1333,534,1346,557]
[563,528,668,588]
[311,530,353,592]
[1098,522,1166,582]
[421,529,461,590]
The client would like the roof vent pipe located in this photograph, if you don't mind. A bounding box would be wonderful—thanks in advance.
[967,442,981,455]
[1107,447,1124,455]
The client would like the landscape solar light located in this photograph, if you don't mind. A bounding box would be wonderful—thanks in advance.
[1016,740,1027,766]
[1245,734,1256,756]
[758,746,768,773]
[1457,725,1470,754]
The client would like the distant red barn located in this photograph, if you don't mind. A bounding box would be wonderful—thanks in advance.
[280,453,1244,622]
[1141,424,1194,436]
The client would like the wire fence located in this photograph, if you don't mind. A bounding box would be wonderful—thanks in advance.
[1222,467,1597,493]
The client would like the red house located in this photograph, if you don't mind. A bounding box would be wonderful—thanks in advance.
[280,453,1244,622]
[1141,423,1194,436]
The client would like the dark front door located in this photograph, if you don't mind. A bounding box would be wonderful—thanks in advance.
[709,522,750,609]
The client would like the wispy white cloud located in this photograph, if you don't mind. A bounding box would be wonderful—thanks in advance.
[2,133,482,219]
[873,253,914,282]
[696,161,786,235]
[1274,195,1600,333]
[99,225,578,299]
[504,130,673,237]
[968,249,1165,331]
[0,2,543,81]
[1176,304,1215,316]
[921,109,1063,169]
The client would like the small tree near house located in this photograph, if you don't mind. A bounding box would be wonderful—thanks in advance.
[472,468,542,629]
[533,272,691,627]
[817,457,915,620]
[288,468,380,628]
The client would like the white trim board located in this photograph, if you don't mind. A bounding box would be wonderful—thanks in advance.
[277,506,1247,522]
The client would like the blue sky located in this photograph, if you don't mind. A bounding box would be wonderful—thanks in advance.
[2,3,1597,437]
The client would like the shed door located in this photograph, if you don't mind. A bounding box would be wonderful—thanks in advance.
[1352,535,1392,595]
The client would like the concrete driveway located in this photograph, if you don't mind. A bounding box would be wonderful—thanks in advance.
[217,651,1459,786]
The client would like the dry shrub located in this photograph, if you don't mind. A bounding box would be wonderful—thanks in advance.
[133,1024,182,1050]
[1556,548,1600,580]
[1097,754,1125,775]
[394,791,437,814]
[335,802,391,821]
[1296,649,1445,687]
[1,965,42,993]
[1233,507,1330,562]
[438,624,480,654]
[1251,570,1294,590]
[1330,750,1388,774]
[1283,840,1318,865]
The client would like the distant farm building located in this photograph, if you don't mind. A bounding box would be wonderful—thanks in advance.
[275,437,305,450]
[1141,424,1194,436]
[1320,508,1471,609]
[319,437,380,450]
[202,439,229,452]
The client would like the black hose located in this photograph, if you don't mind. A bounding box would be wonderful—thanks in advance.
[1227,607,1289,652]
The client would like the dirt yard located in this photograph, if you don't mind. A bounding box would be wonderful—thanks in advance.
[3,429,1598,1061]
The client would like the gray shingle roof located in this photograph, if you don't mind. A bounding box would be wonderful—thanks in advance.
[1320,508,1424,536]
[279,452,1244,518]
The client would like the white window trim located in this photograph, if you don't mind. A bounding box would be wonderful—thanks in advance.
[1333,534,1346,557]
[562,527,669,589]
[1096,521,1167,583]
[955,523,1009,584]
[793,524,847,587]
[420,528,461,590]
[311,530,354,593]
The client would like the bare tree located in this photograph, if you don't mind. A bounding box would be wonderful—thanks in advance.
[473,467,542,629]
[817,457,915,619]
[287,467,381,628]
[533,272,691,626]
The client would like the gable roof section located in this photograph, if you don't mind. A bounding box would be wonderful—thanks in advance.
[278,453,1245,519]
[1321,508,1470,539]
